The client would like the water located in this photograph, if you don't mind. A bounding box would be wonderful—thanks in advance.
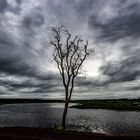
[0,103,140,136]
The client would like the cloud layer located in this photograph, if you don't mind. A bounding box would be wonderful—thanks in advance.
[0,0,140,99]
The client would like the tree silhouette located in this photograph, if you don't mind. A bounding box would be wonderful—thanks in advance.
[51,26,94,129]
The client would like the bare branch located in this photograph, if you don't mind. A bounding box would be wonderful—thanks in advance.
[51,26,95,129]
[51,26,94,100]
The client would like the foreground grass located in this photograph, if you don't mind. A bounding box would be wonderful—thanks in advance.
[71,99,140,110]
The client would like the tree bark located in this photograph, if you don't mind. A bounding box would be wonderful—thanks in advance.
[61,99,69,129]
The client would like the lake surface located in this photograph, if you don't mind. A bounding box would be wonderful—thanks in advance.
[0,103,140,136]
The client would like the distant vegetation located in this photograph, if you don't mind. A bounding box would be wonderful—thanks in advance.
[0,98,140,111]
[0,99,64,105]
[71,98,140,111]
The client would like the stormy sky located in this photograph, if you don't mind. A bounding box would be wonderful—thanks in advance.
[0,0,140,99]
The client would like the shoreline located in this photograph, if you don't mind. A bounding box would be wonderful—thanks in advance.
[0,98,140,111]
[0,127,139,140]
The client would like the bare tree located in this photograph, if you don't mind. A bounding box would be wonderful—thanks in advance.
[50,26,94,129]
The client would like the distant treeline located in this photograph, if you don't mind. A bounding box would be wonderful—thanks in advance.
[71,98,140,110]
[0,99,64,104]
[0,98,140,105]
[72,98,140,102]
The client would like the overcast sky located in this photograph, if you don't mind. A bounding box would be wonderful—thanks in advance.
[0,0,140,99]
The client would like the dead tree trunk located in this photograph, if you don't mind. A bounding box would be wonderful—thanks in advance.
[62,99,69,129]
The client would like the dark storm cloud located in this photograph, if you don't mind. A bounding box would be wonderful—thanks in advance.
[89,14,140,42]
[10,74,60,90]
[22,12,45,30]
[0,0,22,15]
[0,57,36,76]
[0,0,8,13]
[20,6,45,48]
[8,2,22,15]
[74,0,96,15]
[89,0,140,42]
[16,0,22,4]
[33,86,63,94]
[0,28,37,77]
[100,56,140,83]
[128,86,140,91]
[76,78,107,87]
[36,73,60,81]
[0,72,62,95]
[0,27,16,48]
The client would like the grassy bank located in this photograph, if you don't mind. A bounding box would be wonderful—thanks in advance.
[71,99,140,110]
[0,127,139,140]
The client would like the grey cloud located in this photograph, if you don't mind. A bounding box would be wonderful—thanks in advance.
[100,56,140,83]
[74,0,96,15]
[89,1,140,42]
[75,78,101,88]
[89,14,140,42]
[0,29,37,77]
[22,9,45,30]
[16,0,22,4]
[0,0,22,15]
[0,72,63,96]
[20,7,45,48]
[0,0,8,13]
[0,0,140,99]
[127,86,140,91]
[0,27,16,48]
[0,57,36,77]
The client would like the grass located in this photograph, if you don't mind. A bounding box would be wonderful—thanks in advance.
[70,99,140,111]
